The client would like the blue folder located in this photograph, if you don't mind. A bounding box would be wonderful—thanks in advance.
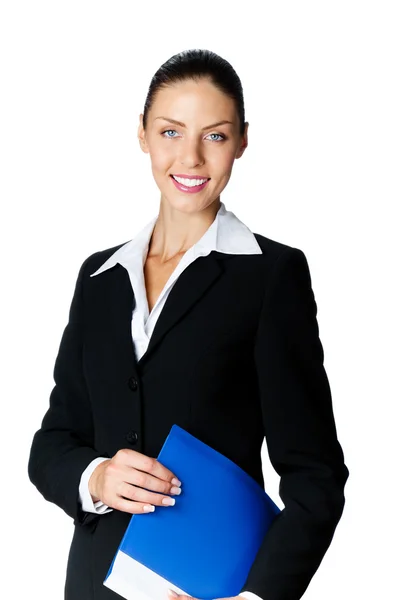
[104,424,281,600]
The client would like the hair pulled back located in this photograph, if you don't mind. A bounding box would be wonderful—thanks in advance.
[142,49,246,135]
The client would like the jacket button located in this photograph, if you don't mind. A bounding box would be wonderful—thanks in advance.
[128,376,138,391]
[125,430,138,445]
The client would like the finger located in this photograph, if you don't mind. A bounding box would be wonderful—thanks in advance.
[117,449,181,487]
[111,494,157,515]
[121,465,182,496]
[118,482,177,507]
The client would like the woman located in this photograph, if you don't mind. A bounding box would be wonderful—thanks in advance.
[28,49,349,600]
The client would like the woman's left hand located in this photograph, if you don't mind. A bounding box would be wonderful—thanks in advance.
[167,591,247,600]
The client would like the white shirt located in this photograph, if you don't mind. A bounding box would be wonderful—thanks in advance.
[79,201,263,600]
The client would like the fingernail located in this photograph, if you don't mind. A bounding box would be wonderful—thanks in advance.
[171,478,181,486]
[162,497,176,506]
[167,590,178,598]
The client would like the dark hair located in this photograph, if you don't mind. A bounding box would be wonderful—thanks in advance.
[142,49,246,136]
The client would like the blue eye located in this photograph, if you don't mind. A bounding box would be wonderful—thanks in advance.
[162,129,178,138]
[208,133,225,142]
[161,129,226,142]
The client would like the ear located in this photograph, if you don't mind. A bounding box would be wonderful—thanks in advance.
[235,121,249,159]
[138,113,150,154]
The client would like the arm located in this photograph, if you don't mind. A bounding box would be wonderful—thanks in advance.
[28,256,105,526]
[239,248,349,600]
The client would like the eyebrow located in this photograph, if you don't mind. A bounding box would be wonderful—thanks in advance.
[154,117,234,130]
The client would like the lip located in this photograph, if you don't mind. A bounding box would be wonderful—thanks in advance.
[170,174,210,194]
[171,174,210,180]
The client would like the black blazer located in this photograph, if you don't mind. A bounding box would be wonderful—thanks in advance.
[28,232,349,600]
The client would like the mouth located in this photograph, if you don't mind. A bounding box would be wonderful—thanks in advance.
[170,174,211,193]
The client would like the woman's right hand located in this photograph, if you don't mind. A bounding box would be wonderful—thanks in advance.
[88,449,182,514]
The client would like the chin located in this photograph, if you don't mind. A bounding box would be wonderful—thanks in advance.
[163,195,208,214]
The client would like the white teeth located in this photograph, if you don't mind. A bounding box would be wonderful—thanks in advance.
[172,175,208,187]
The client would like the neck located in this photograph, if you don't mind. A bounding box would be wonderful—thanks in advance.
[148,197,221,263]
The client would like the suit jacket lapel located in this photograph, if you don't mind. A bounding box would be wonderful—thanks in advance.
[105,263,137,369]
[139,252,224,365]
[104,252,230,370]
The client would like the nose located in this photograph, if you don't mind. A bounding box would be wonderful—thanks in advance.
[179,138,205,168]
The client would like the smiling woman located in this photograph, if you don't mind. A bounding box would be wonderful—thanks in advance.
[137,61,248,218]
[28,48,349,600]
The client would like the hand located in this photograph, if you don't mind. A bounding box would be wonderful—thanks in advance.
[167,591,248,600]
[88,448,182,514]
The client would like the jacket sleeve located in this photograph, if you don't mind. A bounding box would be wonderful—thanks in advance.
[239,247,350,600]
[28,255,104,526]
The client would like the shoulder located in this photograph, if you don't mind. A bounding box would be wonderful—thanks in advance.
[77,240,130,281]
[252,231,307,267]
[252,232,317,304]
[250,232,316,299]
[253,231,295,256]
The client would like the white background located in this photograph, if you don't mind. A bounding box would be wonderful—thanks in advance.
[1,1,399,598]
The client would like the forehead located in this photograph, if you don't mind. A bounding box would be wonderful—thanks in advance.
[149,78,237,123]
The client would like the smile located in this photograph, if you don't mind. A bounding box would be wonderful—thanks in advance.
[170,175,210,193]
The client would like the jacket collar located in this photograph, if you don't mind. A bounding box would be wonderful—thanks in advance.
[90,201,261,278]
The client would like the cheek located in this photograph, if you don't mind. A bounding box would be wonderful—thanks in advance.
[209,153,235,177]
[150,146,175,172]
[209,143,237,165]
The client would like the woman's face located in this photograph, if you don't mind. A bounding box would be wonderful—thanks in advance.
[138,78,248,215]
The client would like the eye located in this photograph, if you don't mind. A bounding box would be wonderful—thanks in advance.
[161,129,179,138]
[207,133,226,142]
[160,129,226,142]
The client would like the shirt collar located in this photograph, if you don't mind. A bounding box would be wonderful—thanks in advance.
[90,201,262,278]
